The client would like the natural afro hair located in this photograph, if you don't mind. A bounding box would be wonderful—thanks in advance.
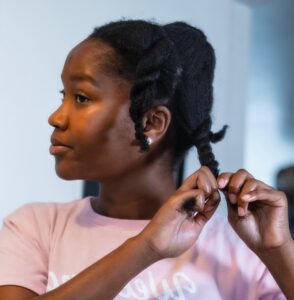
[88,19,227,177]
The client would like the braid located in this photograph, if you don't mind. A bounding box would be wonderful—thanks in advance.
[209,125,228,144]
[192,118,228,177]
[88,20,228,176]
[129,36,181,151]
[163,22,227,177]
[89,20,182,151]
[130,74,158,150]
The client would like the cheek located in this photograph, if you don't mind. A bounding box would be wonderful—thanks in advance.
[74,111,114,157]
[89,114,137,171]
[73,108,134,165]
[55,105,139,180]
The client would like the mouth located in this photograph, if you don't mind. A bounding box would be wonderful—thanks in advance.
[50,137,72,156]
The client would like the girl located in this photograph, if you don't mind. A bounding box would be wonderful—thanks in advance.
[0,20,293,300]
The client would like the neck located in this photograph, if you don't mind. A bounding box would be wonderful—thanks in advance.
[91,160,177,220]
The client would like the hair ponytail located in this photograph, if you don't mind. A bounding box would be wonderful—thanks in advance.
[88,19,228,176]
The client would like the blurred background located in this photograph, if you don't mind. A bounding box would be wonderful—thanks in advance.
[0,0,293,222]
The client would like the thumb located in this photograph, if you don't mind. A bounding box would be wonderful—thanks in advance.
[193,191,220,228]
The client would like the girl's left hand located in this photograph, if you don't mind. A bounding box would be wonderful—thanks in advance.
[217,169,292,255]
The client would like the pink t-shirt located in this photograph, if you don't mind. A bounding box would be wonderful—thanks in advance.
[0,197,285,299]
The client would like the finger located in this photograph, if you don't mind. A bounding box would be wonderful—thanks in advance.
[228,169,254,195]
[193,196,220,227]
[174,189,206,219]
[224,195,239,224]
[219,185,243,221]
[237,202,248,217]
[234,178,257,216]
[196,171,213,198]
[239,178,269,197]
[217,172,233,190]
[217,172,239,205]
[217,172,238,206]
[178,171,200,192]
[222,169,254,206]
[237,178,272,217]
[200,166,218,190]
[201,166,220,202]
[179,168,214,198]
[202,195,221,216]
[240,189,287,206]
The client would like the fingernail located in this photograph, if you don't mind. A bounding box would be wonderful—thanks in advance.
[218,179,226,189]
[241,194,251,201]
[238,206,246,217]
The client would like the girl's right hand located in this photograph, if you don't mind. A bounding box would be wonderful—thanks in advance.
[137,166,220,260]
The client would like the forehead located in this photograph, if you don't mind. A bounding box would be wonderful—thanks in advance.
[62,39,117,81]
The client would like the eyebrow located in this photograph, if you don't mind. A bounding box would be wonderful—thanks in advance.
[62,74,100,87]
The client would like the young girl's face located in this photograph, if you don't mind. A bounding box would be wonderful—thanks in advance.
[48,39,140,181]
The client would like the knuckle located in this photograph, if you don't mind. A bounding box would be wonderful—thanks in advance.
[250,190,259,197]
[219,172,230,178]
[255,179,265,185]
[200,166,210,173]
[246,178,257,186]
[228,183,238,193]
[237,168,249,175]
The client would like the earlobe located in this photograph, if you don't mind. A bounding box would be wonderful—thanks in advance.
[146,137,153,145]
[142,106,172,143]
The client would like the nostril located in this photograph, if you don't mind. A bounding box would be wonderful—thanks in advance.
[48,110,68,130]
[48,112,59,128]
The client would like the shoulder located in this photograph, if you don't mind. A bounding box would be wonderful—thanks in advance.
[4,197,88,223]
[2,197,90,238]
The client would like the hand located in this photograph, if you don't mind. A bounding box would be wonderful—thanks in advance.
[217,169,292,255]
[138,166,220,260]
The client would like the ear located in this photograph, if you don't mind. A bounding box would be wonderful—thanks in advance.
[141,106,172,144]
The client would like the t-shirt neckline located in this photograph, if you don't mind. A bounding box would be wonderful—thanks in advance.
[85,196,150,229]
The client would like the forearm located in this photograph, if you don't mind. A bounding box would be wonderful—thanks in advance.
[258,240,294,299]
[34,235,159,300]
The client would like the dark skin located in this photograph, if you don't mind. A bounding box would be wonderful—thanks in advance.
[48,39,176,220]
[1,38,293,299]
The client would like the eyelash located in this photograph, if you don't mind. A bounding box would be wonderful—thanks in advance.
[59,90,90,104]
[75,94,90,103]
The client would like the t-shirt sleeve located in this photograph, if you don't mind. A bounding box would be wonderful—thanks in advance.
[0,204,49,295]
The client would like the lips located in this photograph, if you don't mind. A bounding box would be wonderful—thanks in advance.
[50,136,72,156]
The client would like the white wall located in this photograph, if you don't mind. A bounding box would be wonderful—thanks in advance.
[244,0,294,186]
[0,0,251,221]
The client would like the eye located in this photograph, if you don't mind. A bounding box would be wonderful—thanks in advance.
[75,94,90,104]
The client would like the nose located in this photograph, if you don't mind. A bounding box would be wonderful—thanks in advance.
[48,102,69,130]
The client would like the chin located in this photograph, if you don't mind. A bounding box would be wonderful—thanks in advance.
[54,163,101,181]
[55,168,79,180]
[54,160,83,180]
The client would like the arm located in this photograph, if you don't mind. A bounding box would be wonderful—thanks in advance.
[258,240,294,300]
[0,167,220,300]
[0,235,158,300]
[218,169,293,299]
[40,235,158,300]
